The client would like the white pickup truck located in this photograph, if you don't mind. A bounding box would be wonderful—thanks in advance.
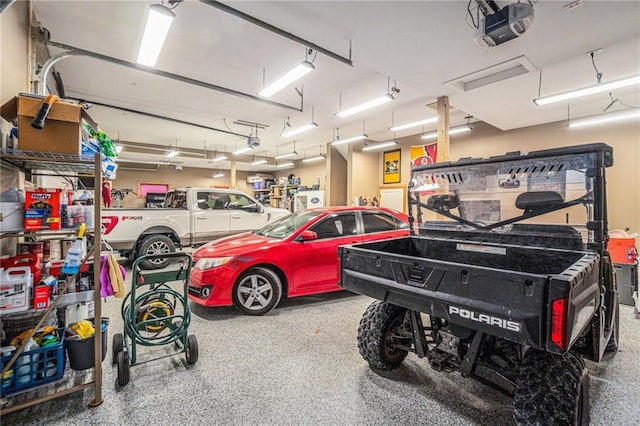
[102,187,290,269]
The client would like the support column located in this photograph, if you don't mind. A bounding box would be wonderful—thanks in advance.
[230,161,237,189]
[436,95,450,163]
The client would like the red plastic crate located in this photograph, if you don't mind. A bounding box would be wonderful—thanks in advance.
[608,237,638,264]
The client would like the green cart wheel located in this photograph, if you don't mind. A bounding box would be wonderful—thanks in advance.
[112,333,124,366]
[186,335,198,365]
[117,351,130,386]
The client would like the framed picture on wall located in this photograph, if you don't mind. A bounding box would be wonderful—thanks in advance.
[383,149,401,184]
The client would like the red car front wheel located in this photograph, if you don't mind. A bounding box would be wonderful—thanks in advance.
[232,266,282,316]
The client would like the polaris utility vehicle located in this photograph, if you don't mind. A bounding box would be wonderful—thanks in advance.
[339,143,618,425]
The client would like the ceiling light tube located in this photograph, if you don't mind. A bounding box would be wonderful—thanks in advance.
[136,4,176,67]
[421,125,472,140]
[212,172,225,178]
[275,151,297,160]
[281,122,318,138]
[302,155,326,163]
[336,94,394,118]
[258,61,315,98]
[568,108,640,128]
[362,141,398,151]
[389,117,438,132]
[232,146,253,155]
[331,134,367,146]
[251,159,268,166]
[212,154,228,162]
[533,74,640,106]
[276,162,295,168]
[166,150,180,158]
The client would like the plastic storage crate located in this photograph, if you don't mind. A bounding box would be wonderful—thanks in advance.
[0,330,66,396]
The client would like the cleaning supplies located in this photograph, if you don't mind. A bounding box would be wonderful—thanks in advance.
[16,338,39,384]
[62,223,86,275]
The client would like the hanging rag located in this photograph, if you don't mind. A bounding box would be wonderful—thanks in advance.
[107,254,126,298]
[99,255,114,298]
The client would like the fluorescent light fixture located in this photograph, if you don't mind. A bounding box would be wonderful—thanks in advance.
[534,74,640,106]
[568,108,640,128]
[421,125,472,140]
[251,159,268,166]
[212,172,225,178]
[166,150,180,158]
[281,122,318,138]
[336,94,394,118]
[115,145,123,154]
[212,154,228,162]
[275,151,297,160]
[302,155,326,163]
[331,134,367,146]
[137,4,175,67]
[389,117,438,132]
[232,146,253,155]
[276,162,295,168]
[258,61,315,98]
[362,141,398,151]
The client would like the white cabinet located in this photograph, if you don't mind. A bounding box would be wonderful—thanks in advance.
[294,190,325,211]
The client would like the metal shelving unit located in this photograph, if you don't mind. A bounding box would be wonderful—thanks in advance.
[0,149,103,414]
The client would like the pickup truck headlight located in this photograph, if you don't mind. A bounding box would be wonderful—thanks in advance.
[195,257,233,270]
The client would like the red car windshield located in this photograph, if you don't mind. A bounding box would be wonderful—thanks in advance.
[255,210,323,239]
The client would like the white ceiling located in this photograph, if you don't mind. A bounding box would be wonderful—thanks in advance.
[30,0,640,172]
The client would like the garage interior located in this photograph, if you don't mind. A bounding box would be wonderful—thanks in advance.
[1,0,639,424]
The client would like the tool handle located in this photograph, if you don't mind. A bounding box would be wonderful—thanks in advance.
[31,94,60,129]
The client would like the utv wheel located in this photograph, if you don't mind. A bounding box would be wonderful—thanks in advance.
[605,303,619,353]
[232,267,282,316]
[137,235,176,270]
[514,350,589,426]
[357,301,410,370]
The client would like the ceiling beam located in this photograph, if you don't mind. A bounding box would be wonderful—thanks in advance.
[39,39,303,112]
[200,0,353,67]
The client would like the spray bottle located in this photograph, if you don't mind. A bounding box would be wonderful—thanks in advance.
[62,223,86,275]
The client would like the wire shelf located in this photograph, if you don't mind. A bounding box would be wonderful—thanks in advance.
[0,149,97,175]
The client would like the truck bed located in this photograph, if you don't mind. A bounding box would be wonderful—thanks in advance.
[339,235,600,353]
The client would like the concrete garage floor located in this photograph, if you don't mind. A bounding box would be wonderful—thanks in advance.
[2,291,639,425]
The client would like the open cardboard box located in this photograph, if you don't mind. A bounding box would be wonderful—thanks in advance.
[1,93,97,155]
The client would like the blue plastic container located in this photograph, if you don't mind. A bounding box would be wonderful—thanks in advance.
[0,330,66,396]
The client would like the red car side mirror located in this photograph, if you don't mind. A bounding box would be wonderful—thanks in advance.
[300,230,318,241]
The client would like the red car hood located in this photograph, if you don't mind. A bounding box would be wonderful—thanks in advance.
[193,232,280,260]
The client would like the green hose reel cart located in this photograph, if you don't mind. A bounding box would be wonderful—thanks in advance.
[112,253,198,386]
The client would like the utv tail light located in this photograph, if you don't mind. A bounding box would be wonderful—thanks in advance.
[551,298,568,350]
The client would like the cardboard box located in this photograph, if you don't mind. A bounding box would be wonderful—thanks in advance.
[0,93,97,155]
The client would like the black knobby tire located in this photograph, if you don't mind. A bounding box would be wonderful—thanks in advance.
[514,350,590,426]
[186,335,199,365]
[117,351,131,387]
[112,333,124,366]
[232,266,282,316]
[137,235,176,270]
[357,301,409,370]
[605,302,620,353]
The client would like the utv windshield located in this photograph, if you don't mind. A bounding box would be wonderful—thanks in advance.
[409,147,610,246]
[255,210,322,239]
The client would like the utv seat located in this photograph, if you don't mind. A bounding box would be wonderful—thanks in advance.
[513,191,584,250]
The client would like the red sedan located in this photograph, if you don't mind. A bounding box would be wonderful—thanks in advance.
[188,207,409,315]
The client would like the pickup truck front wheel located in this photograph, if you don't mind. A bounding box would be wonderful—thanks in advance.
[357,301,410,370]
[514,350,589,426]
[137,235,176,270]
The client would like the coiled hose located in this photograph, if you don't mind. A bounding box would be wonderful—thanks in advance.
[121,285,191,347]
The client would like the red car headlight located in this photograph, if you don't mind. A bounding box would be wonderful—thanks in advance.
[194,257,233,270]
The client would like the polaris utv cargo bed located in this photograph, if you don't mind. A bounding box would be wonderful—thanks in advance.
[339,143,618,425]
[339,236,600,353]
